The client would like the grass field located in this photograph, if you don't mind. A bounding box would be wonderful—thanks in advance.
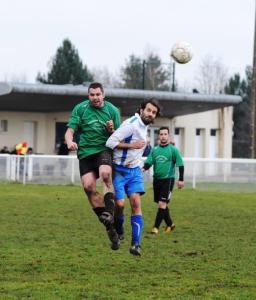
[185,182,256,193]
[0,183,255,300]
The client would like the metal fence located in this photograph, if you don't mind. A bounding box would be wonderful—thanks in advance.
[0,154,256,192]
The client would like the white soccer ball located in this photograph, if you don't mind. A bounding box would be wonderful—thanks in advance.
[170,41,193,64]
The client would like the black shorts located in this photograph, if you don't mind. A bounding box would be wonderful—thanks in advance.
[153,178,175,203]
[79,150,112,178]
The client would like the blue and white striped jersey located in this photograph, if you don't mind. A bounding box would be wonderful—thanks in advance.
[106,113,148,168]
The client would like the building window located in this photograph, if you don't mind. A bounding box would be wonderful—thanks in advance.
[196,128,201,136]
[174,128,180,135]
[153,128,159,145]
[147,127,159,146]
[210,129,217,136]
[0,120,8,132]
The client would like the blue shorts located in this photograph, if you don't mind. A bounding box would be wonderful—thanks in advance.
[113,164,145,200]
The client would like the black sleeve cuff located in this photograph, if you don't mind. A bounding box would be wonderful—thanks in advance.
[178,166,184,181]
[143,163,151,170]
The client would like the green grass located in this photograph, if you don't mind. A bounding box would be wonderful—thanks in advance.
[0,183,255,300]
[187,182,256,193]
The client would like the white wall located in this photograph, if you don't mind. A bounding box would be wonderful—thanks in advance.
[0,108,233,157]
[0,111,69,154]
[171,107,233,158]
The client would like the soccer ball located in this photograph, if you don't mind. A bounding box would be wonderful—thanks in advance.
[170,41,193,64]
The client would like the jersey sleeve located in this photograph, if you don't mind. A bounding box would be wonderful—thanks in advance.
[112,107,121,130]
[106,122,134,149]
[144,149,153,167]
[173,147,184,167]
[67,104,82,131]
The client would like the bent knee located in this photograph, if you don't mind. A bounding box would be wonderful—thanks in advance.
[83,182,96,193]
[130,199,141,214]
[116,200,125,208]
[100,171,112,183]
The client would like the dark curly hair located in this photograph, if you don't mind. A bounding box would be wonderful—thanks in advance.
[137,98,161,117]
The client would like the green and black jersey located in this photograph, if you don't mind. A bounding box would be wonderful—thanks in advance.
[144,144,184,179]
[67,99,121,159]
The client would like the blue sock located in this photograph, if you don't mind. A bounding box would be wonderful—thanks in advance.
[131,215,144,246]
[116,215,125,235]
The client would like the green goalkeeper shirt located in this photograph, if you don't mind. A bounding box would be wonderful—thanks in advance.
[67,99,121,160]
[144,144,184,179]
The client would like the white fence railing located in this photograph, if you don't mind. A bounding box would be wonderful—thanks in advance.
[0,154,79,185]
[0,154,256,191]
[184,157,256,191]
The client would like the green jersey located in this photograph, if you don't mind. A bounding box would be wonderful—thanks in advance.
[144,144,184,179]
[67,99,121,159]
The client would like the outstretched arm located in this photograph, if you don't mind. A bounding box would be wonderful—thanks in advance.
[65,128,78,151]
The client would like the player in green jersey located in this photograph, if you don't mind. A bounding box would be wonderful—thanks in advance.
[143,126,184,234]
[65,82,121,250]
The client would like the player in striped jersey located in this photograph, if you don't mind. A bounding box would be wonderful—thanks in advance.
[106,99,160,256]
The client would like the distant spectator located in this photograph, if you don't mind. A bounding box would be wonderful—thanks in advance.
[0,146,10,154]
[16,142,28,155]
[25,147,34,177]
[27,147,33,154]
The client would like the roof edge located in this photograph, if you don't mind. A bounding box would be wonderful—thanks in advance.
[0,82,242,104]
[0,82,12,96]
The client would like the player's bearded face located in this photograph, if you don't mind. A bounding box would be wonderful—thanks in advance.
[140,103,158,125]
[89,88,104,108]
[159,130,169,144]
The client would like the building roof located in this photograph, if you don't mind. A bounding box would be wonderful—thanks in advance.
[0,82,242,117]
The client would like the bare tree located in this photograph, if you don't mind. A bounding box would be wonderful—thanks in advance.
[91,66,121,88]
[195,55,228,94]
[144,52,170,91]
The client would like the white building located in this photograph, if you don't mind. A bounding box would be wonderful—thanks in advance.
[0,82,241,158]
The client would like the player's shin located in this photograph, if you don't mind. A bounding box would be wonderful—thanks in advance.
[164,206,173,226]
[114,201,125,239]
[93,206,113,229]
[103,192,115,215]
[154,208,165,229]
[131,215,144,246]
[114,214,125,239]
[93,207,120,250]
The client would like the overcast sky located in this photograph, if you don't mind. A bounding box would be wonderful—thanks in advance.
[0,0,254,89]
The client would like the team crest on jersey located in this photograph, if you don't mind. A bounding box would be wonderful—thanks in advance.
[156,155,168,162]
[88,120,106,127]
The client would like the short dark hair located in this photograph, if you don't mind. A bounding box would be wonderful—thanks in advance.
[138,98,161,117]
[158,126,169,134]
[88,82,104,93]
